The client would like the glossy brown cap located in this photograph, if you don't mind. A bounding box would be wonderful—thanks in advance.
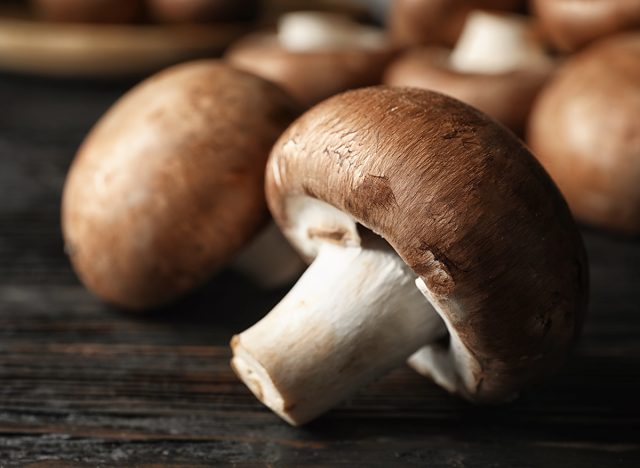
[532,0,640,52]
[146,0,261,23]
[389,0,525,47]
[528,33,640,234]
[226,33,396,108]
[62,61,299,309]
[384,47,552,134]
[32,0,142,23]
[266,86,588,402]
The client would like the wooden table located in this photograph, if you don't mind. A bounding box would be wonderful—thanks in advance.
[1,72,639,467]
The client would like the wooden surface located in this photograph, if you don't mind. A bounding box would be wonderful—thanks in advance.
[0,72,639,467]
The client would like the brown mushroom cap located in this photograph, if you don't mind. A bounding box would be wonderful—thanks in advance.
[389,0,525,47]
[31,0,143,23]
[384,47,552,134]
[527,33,640,234]
[226,33,396,108]
[266,86,587,402]
[146,0,260,23]
[532,0,640,52]
[62,61,299,309]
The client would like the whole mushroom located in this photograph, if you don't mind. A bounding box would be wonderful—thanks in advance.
[528,33,640,234]
[226,12,396,108]
[385,11,554,134]
[388,0,525,47]
[62,61,300,309]
[532,0,640,52]
[146,0,261,23]
[231,86,588,426]
[32,0,142,23]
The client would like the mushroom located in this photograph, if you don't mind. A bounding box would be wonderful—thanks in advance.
[230,86,588,426]
[532,0,640,52]
[31,0,142,23]
[388,0,525,48]
[226,12,396,108]
[384,10,554,134]
[146,0,261,23]
[527,33,640,234]
[62,61,300,310]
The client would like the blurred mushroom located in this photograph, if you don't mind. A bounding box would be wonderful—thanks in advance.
[388,0,525,47]
[226,11,395,107]
[146,0,261,23]
[385,11,553,133]
[231,86,588,426]
[532,0,640,52]
[62,61,301,310]
[528,33,640,234]
[32,0,142,23]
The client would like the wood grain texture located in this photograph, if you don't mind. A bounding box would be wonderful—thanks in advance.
[0,73,639,466]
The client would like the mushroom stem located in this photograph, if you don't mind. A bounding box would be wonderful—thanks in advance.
[277,11,387,52]
[450,11,549,74]
[231,240,446,425]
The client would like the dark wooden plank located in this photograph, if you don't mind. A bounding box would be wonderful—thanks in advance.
[1,72,639,466]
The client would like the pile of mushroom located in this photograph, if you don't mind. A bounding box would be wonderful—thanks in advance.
[388,0,525,47]
[230,86,588,426]
[385,10,554,134]
[62,61,302,310]
[226,12,395,107]
[532,0,640,52]
[527,33,640,234]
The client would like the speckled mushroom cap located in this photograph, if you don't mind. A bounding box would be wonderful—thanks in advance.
[389,0,525,47]
[384,47,553,134]
[265,87,588,402]
[527,33,640,234]
[226,33,396,108]
[532,0,640,52]
[32,0,142,23]
[62,61,299,309]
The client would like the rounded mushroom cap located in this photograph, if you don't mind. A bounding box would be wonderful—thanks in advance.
[527,33,640,234]
[384,47,552,134]
[146,0,260,23]
[532,0,640,52]
[226,32,395,108]
[389,0,525,47]
[62,61,299,309]
[266,86,587,402]
[32,0,142,23]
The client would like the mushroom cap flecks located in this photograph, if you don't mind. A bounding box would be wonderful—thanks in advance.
[384,47,552,134]
[62,61,299,309]
[532,0,640,52]
[266,86,588,402]
[226,33,396,108]
[527,33,640,234]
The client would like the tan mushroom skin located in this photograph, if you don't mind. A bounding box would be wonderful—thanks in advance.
[533,0,640,52]
[231,87,588,425]
[62,61,299,309]
[528,33,640,234]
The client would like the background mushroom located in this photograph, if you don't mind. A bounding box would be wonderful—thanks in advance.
[384,10,553,134]
[31,0,143,23]
[388,0,525,47]
[62,61,300,310]
[226,11,395,107]
[231,86,588,426]
[527,33,640,234]
[532,0,640,52]
[146,0,261,23]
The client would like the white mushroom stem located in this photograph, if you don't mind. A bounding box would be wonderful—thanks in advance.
[231,240,447,426]
[277,11,388,51]
[233,222,306,289]
[450,10,551,74]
